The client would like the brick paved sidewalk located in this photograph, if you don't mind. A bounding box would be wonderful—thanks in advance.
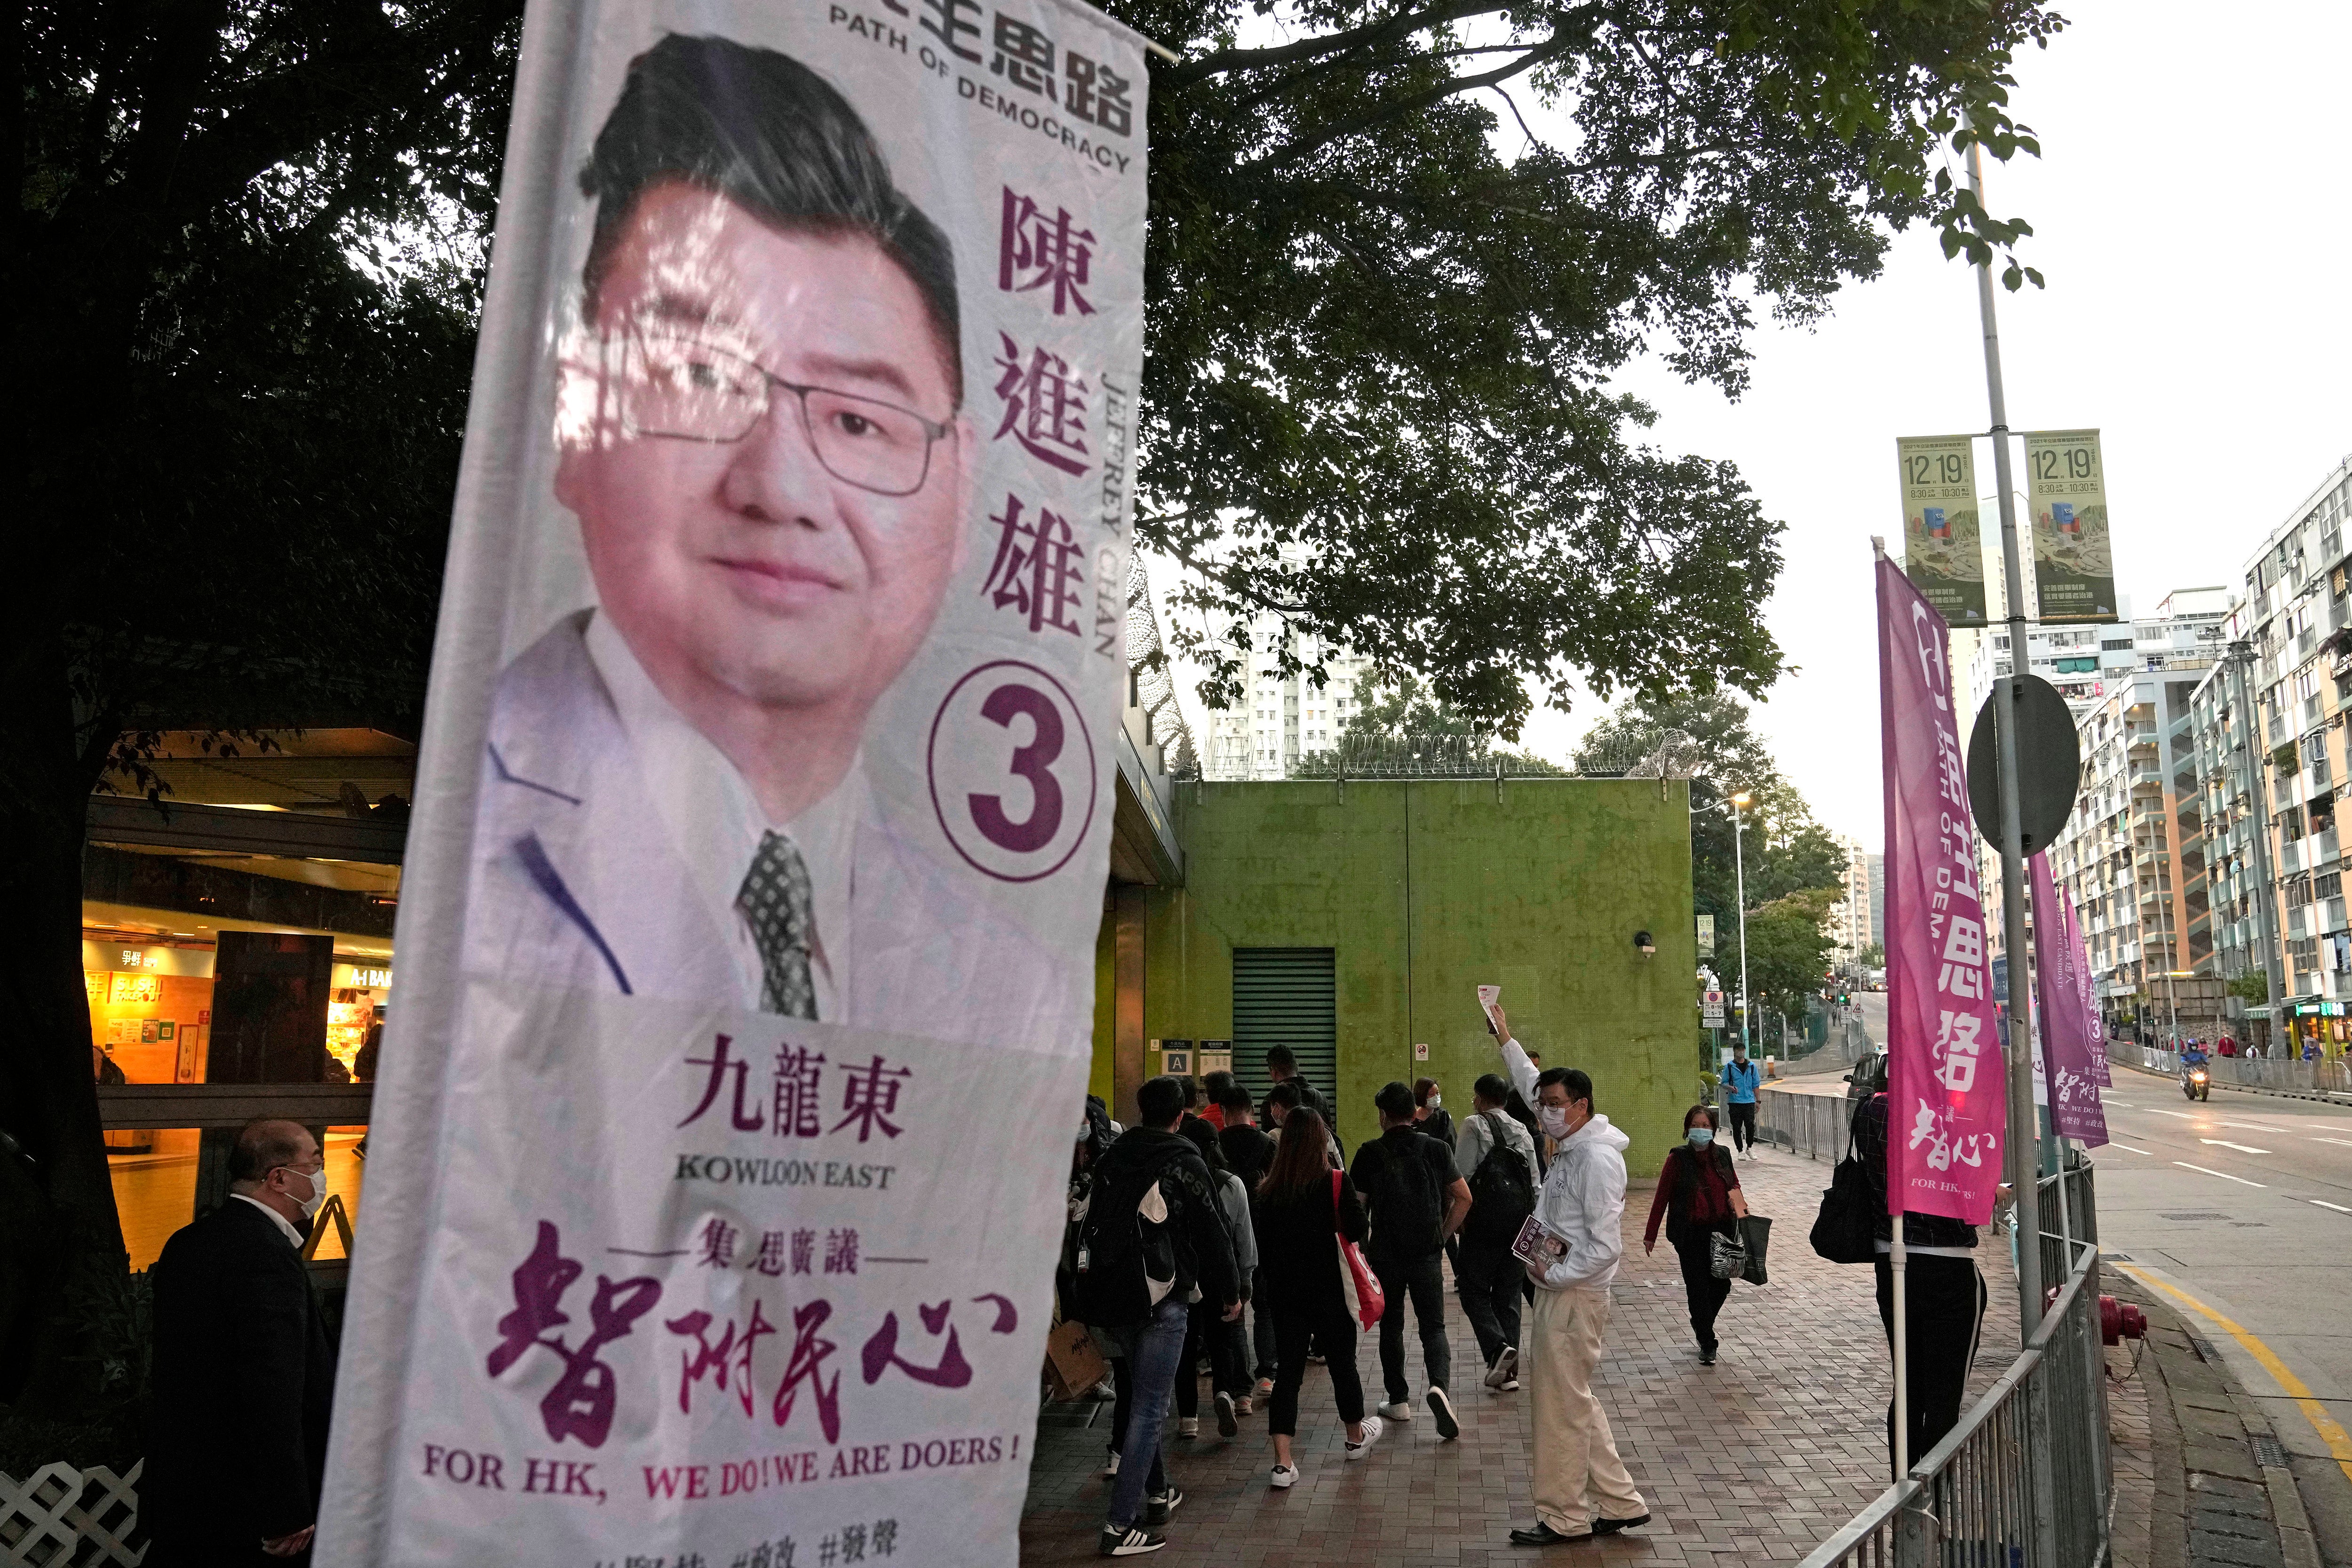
[1022,1146,2022,1567]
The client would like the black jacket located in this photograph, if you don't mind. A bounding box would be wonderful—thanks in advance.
[1089,1127,1241,1312]
[1217,1122,1276,1193]
[146,1198,337,1560]
[1255,1170,1369,1314]
[1856,1093,1978,1250]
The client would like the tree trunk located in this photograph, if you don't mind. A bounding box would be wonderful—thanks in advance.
[0,619,128,1410]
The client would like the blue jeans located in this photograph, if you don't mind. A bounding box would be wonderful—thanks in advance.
[1104,1297,1189,1528]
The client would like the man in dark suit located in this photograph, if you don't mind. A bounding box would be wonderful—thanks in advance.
[146,1118,337,1562]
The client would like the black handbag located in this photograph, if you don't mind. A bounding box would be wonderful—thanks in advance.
[1809,1125,1879,1265]
[1738,1214,1772,1285]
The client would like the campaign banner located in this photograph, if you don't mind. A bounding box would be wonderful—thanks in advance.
[316,2,1150,1562]
[2059,882,2112,1087]
[2031,853,2108,1145]
[1877,554,2005,1224]
[2026,428,2119,624]
[1896,435,1987,627]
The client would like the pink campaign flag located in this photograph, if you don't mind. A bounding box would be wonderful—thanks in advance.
[2061,883,2112,1086]
[2032,853,2110,1144]
[1878,555,2006,1224]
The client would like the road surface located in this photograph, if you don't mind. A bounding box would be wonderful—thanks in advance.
[2091,1067,2352,1561]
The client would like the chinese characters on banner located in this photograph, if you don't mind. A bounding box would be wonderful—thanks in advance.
[1876,554,2006,1223]
[2026,429,2119,624]
[2030,852,2109,1145]
[1895,435,1987,627]
[316,1,1150,1562]
[2060,886,2112,1087]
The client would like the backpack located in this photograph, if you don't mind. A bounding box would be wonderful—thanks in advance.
[1359,1133,1447,1259]
[1463,1113,1535,1247]
[1070,1146,1184,1328]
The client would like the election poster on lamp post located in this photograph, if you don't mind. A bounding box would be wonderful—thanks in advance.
[1895,435,1988,627]
[2026,428,2120,624]
[316,1,1151,1562]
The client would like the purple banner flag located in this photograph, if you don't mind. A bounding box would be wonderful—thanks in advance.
[2032,853,2109,1144]
[1878,554,2005,1224]
[2059,882,2112,1086]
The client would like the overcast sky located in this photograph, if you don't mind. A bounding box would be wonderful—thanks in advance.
[1156,0,2352,850]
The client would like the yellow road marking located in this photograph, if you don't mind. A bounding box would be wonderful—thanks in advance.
[2114,1261,2352,1485]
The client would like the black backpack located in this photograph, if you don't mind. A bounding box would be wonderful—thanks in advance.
[1359,1133,1447,1259]
[1463,1113,1536,1247]
[1070,1146,1184,1328]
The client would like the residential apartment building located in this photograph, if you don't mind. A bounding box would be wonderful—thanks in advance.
[2185,455,2352,1051]
[1829,834,1881,961]
[1202,618,1375,780]
[1973,590,2233,997]
[2042,667,2211,1034]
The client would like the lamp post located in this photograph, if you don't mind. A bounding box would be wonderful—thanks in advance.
[1731,791,1753,1057]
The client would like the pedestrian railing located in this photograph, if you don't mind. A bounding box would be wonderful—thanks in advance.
[1757,1085,1854,1159]
[2109,1038,2352,1095]
[1795,1247,2113,1568]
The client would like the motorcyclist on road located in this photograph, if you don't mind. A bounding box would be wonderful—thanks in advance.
[2180,1039,2209,1067]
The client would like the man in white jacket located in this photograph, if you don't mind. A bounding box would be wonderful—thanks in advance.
[1491,1006,1651,1546]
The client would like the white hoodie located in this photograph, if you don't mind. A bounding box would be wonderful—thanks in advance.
[1502,1038,1632,1292]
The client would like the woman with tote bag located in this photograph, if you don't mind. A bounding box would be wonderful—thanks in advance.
[1641,1105,1750,1366]
[1254,1106,1385,1488]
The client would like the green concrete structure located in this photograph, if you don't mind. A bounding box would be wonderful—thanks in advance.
[1091,777,1697,1178]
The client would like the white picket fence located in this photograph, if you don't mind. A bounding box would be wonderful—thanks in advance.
[0,1461,146,1566]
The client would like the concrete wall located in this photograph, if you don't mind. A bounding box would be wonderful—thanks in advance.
[1097,777,1696,1177]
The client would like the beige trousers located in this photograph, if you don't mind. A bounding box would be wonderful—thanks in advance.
[1527,1284,1646,1533]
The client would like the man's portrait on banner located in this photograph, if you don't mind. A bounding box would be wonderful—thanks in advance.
[463,34,1059,1037]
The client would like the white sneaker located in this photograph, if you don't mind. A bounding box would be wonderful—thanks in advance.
[1176,1416,1198,1440]
[1427,1386,1460,1441]
[1345,1414,1385,1460]
[1269,1464,1299,1490]
[1103,1449,1120,1478]
[1376,1400,1412,1420]
[1501,1377,1520,1392]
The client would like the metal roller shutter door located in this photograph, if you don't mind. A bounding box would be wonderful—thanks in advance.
[1232,947,1338,1127]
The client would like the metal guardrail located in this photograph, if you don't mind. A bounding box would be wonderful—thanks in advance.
[1758,1085,1855,1159]
[1796,1246,2112,1568]
[2114,1038,2352,1094]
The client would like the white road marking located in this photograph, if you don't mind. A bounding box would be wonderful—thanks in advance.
[2145,1109,2199,1119]
[2313,1201,2352,1215]
[2201,1139,2273,1154]
[2175,1162,2267,1187]
[2315,1138,2352,1149]
[2102,1143,2154,1155]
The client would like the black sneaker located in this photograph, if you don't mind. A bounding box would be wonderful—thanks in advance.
[1594,1513,1652,1536]
[1100,1525,1167,1557]
[1427,1386,1460,1440]
[1144,1487,1184,1527]
[1215,1389,1239,1439]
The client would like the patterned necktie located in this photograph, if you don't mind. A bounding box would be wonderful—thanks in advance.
[737,830,818,1019]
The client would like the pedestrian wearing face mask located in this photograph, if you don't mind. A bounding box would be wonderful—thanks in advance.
[146,1118,339,1563]
[1488,1007,1650,1547]
[1641,1106,1750,1365]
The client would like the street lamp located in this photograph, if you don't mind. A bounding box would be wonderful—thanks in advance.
[1730,791,1753,1057]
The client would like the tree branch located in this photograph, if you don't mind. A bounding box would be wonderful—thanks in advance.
[1162,0,1521,90]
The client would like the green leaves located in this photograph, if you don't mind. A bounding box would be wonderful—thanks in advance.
[1119,0,2062,727]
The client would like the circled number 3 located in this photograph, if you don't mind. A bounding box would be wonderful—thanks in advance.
[969,683,1064,853]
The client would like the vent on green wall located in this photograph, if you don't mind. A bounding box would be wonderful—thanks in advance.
[1232,947,1338,1129]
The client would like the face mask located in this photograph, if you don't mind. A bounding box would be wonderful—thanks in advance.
[1427,1095,1442,1109]
[1688,1127,1715,1147]
[1538,1105,1572,1139]
[282,1166,327,1222]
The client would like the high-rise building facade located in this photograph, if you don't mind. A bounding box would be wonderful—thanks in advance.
[1201,619,1375,780]
[2185,455,2352,1051]
[1830,834,1880,962]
